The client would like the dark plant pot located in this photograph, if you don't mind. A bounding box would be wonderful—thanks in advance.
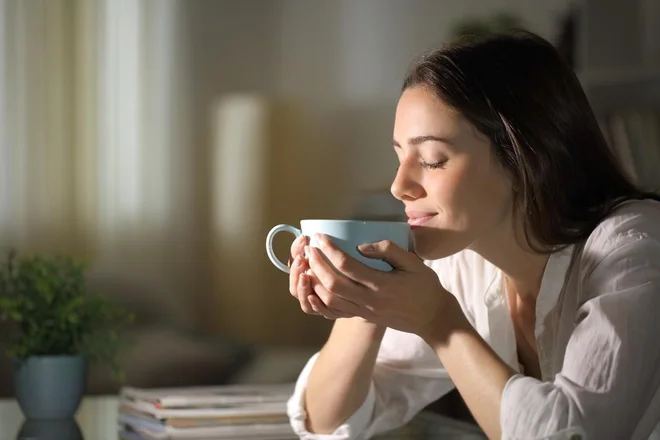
[13,355,87,419]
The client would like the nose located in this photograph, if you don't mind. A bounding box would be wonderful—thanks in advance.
[390,159,424,201]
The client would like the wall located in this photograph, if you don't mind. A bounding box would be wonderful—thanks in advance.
[273,0,575,205]
[181,0,575,346]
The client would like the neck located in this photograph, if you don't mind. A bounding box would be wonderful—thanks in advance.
[471,219,550,300]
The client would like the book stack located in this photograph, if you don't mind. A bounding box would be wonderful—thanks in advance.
[117,383,297,439]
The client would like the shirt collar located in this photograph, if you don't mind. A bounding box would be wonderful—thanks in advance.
[482,245,575,319]
[535,245,575,335]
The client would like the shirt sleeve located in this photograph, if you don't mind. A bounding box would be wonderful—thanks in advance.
[287,352,377,440]
[286,350,455,440]
[500,227,660,440]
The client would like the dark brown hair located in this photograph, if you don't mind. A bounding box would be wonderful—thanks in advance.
[403,31,659,252]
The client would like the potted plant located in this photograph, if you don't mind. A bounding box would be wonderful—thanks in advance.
[0,250,134,420]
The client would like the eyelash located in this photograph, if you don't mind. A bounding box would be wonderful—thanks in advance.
[394,158,448,172]
[421,159,447,169]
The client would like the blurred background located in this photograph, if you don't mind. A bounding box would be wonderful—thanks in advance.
[0,0,658,395]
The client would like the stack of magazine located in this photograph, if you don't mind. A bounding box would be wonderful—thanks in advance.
[118,383,297,439]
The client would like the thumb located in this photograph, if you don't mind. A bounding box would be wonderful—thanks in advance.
[357,240,419,271]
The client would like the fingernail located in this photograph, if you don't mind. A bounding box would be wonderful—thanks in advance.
[294,256,303,267]
[304,245,311,259]
[358,243,374,252]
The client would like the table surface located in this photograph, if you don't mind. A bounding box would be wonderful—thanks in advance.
[0,396,119,440]
[0,396,486,439]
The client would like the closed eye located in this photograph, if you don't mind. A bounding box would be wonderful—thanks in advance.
[421,159,447,169]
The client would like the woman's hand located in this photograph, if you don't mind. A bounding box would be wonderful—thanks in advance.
[299,233,455,337]
[288,235,353,320]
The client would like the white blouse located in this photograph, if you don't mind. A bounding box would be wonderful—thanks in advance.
[287,199,660,440]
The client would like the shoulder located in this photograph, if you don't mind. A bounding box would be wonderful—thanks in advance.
[582,199,660,265]
[585,199,660,251]
[578,198,660,298]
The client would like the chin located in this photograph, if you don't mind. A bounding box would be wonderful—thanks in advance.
[411,227,468,260]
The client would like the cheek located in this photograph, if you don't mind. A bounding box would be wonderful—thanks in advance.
[412,160,511,259]
[466,160,513,224]
[424,161,476,218]
[426,158,511,225]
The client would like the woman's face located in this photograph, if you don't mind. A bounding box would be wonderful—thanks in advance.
[391,85,514,259]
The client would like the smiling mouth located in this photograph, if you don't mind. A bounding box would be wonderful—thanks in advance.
[407,214,437,228]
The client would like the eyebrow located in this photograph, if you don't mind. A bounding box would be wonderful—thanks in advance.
[392,135,454,148]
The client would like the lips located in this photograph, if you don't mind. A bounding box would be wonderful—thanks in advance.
[406,211,437,228]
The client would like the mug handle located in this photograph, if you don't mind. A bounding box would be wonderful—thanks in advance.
[266,224,302,273]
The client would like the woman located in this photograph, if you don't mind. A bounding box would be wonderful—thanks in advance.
[286,31,660,440]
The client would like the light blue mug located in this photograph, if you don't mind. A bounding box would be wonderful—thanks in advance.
[266,219,411,273]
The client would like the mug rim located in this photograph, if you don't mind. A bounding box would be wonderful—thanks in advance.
[300,219,408,226]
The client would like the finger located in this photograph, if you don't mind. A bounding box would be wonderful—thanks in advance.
[289,255,307,298]
[296,269,313,300]
[307,294,335,319]
[299,292,319,315]
[314,234,377,284]
[308,294,352,320]
[288,235,309,266]
[357,240,420,271]
[307,245,367,305]
[309,274,362,316]
[294,269,319,315]
[296,273,320,315]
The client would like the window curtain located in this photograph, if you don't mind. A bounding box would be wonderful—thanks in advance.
[0,0,200,330]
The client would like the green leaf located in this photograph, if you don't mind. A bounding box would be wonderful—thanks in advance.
[0,249,134,382]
